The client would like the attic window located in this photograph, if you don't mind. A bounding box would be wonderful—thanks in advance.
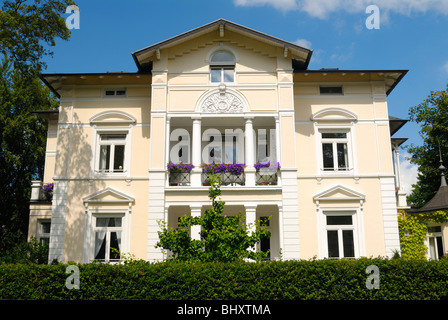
[320,86,343,95]
[105,89,126,97]
[210,51,235,83]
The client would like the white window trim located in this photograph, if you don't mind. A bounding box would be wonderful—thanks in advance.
[317,208,365,259]
[83,209,131,263]
[92,127,132,178]
[314,123,357,177]
[37,219,51,244]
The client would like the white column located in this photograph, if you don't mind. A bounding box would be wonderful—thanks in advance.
[245,204,257,252]
[191,117,202,186]
[190,205,202,240]
[165,117,171,187]
[31,180,43,201]
[275,116,281,163]
[245,116,255,186]
[278,205,284,260]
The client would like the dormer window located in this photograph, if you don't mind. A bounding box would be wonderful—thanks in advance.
[210,51,235,83]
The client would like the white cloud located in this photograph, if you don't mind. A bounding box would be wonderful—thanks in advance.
[399,151,419,196]
[443,61,448,73]
[233,0,299,12]
[294,38,312,49]
[233,0,448,18]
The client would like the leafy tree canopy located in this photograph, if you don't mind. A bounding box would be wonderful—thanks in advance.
[407,84,448,207]
[0,0,75,250]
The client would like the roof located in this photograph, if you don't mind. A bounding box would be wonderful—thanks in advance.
[294,69,408,96]
[389,116,408,136]
[131,18,313,72]
[40,72,151,98]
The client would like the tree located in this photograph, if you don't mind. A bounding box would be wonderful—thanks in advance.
[407,84,448,207]
[0,0,75,251]
[156,174,271,262]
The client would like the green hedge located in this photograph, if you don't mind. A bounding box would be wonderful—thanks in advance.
[1,258,448,300]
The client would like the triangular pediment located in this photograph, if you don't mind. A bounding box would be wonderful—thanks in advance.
[132,19,312,72]
[83,187,134,204]
[313,185,365,201]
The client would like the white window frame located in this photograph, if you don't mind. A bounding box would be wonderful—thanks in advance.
[425,225,445,260]
[93,128,131,177]
[317,209,364,259]
[37,219,51,245]
[209,50,236,84]
[83,209,130,264]
[316,126,356,175]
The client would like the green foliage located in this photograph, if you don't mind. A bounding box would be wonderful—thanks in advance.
[156,174,271,262]
[0,237,49,264]
[1,259,448,300]
[407,83,448,207]
[398,210,448,260]
[0,0,75,247]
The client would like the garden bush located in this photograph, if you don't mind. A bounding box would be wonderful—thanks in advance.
[1,258,448,300]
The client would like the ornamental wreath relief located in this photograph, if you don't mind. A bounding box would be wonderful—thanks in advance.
[201,91,244,113]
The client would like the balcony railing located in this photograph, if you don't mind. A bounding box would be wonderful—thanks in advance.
[255,170,278,185]
[169,171,191,186]
[202,171,245,186]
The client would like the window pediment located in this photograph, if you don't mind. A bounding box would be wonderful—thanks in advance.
[90,111,136,125]
[311,108,357,122]
[83,187,135,204]
[313,185,365,202]
[196,87,248,113]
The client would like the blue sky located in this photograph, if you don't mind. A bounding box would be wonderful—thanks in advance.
[43,0,448,193]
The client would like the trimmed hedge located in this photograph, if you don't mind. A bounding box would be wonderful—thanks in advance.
[1,258,448,300]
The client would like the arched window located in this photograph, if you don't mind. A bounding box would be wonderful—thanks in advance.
[210,51,235,83]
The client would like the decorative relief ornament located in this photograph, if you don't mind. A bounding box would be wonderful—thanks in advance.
[201,86,245,113]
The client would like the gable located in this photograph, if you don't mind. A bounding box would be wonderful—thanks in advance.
[132,19,312,72]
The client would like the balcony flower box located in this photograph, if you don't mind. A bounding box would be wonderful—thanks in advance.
[42,183,54,201]
[201,163,245,186]
[254,161,280,185]
[167,161,194,186]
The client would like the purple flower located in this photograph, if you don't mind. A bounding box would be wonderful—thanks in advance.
[167,161,194,173]
[254,161,280,171]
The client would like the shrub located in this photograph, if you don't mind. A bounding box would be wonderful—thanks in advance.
[1,258,448,300]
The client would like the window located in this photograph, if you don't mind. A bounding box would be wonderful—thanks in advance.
[104,89,126,97]
[93,216,122,262]
[37,220,51,245]
[321,131,350,171]
[325,213,356,259]
[210,51,235,83]
[320,86,343,95]
[97,133,127,174]
[427,226,444,260]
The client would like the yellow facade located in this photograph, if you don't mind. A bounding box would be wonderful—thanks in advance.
[29,19,410,263]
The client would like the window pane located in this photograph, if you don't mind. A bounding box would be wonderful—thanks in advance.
[109,231,121,260]
[322,132,346,139]
[223,68,234,82]
[101,134,126,141]
[342,230,355,257]
[99,145,110,171]
[320,86,343,94]
[94,232,106,260]
[211,69,221,82]
[322,143,334,170]
[116,90,126,96]
[337,143,349,169]
[41,222,51,234]
[327,230,339,258]
[327,215,353,225]
[114,145,125,172]
[211,51,234,63]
